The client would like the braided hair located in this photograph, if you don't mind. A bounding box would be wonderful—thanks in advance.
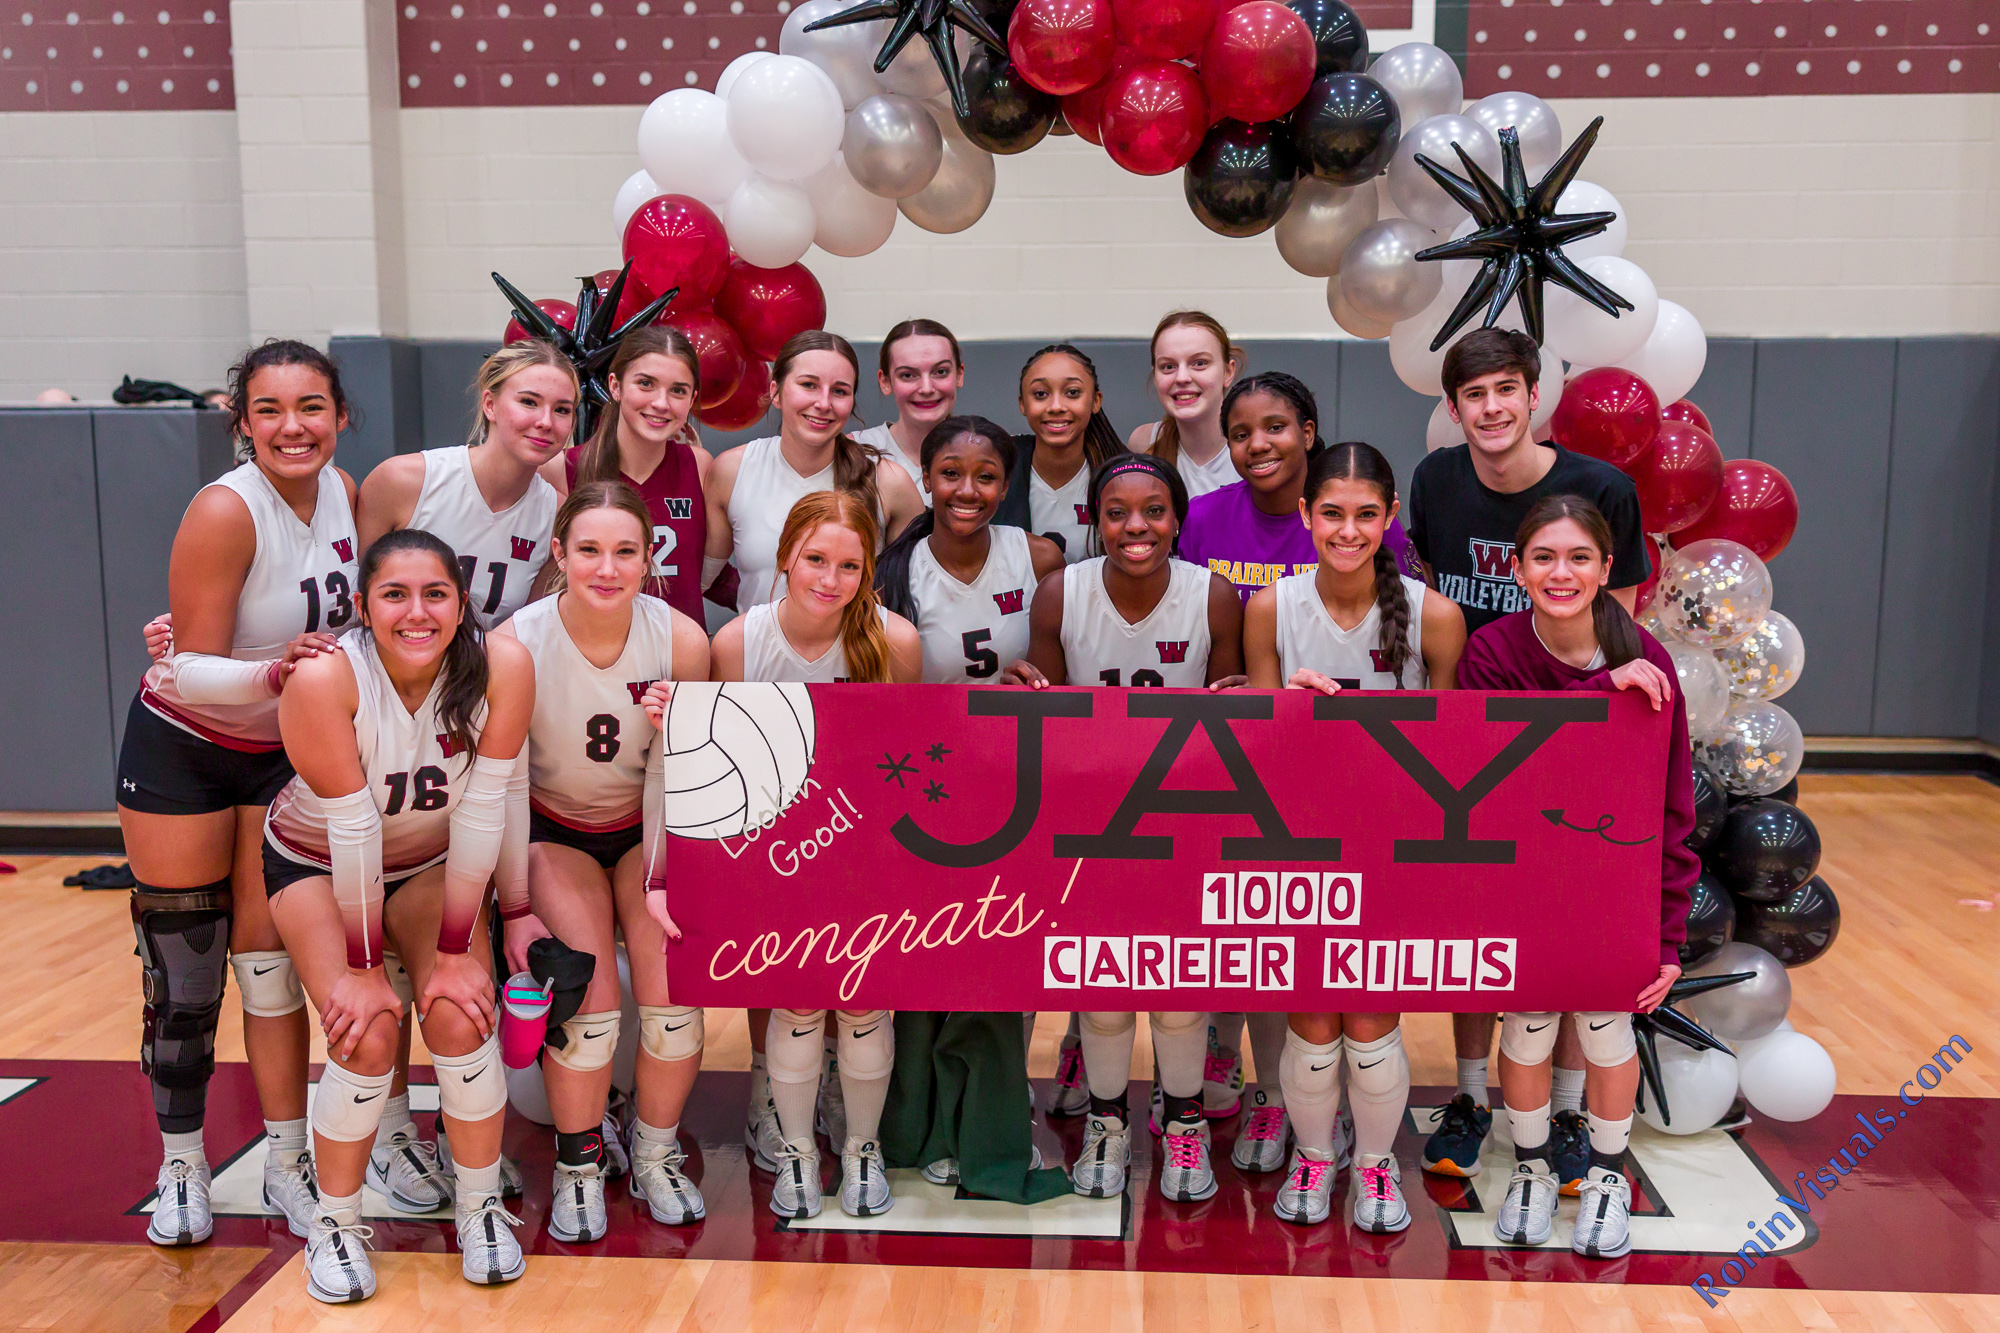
[1303,442,1413,687]
[1085,451,1189,560]
[1018,343,1126,471]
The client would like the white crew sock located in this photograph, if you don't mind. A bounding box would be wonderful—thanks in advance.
[455,1157,502,1203]
[373,1094,414,1144]
[1508,1100,1552,1153]
[320,1187,362,1226]
[1586,1110,1632,1157]
[1551,1065,1586,1115]
[1456,1056,1489,1106]
[265,1118,309,1166]
[632,1118,678,1162]
[161,1129,206,1167]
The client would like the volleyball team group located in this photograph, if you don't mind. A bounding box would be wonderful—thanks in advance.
[116,310,1696,1302]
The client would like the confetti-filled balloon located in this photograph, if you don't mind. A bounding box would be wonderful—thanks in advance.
[1655,538,1773,650]
[1666,641,1730,738]
[1698,701,1806,799]
[1712,610,1805,702]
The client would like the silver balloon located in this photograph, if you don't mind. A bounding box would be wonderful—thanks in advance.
[1636,1043,1739,1135]
[1466,90,1564,180]
[1713,610,1805,701]
[843,93,945,199]
[1656,538,1773,650]
[780,0,885,109]
[1696,699,1805,797]
[1328,277,1394,338]
[1684,941,1792,1042]
[1368,42,1463,130]
[1275,177,1378,279]
[1666,641,1731,738]
[898,125,994,233]
[1338,218,1443,325]
[1385,113,1501,233]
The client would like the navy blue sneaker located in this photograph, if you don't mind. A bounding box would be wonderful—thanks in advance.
[1421,1094,1492,1178]
[1549,1110,1591,1197]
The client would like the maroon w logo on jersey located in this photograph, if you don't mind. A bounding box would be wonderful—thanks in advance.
[992,588,1025,615]
[624,679,658,704]
[510,536,536,561]
[1369,648,1393,674]
[1156,641,1189,663]
[1469,539,1514,578]
[436,732,463,759]
[1073,504,1090,523]
[332,538,354,563]
[662,497,694,520]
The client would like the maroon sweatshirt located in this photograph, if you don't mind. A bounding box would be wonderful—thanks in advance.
[1458,609,1698,968]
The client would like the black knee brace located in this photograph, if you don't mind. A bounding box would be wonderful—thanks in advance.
[132,878,233,1134]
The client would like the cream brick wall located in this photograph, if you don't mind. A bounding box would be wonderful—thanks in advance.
[397,92,2000,342]
[0,110,248,401]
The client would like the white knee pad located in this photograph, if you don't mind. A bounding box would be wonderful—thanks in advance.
[546,1010,620,1073]
[1344,1029,1410,1097]
[1278,1028,1341,1105]
[229,950,305,1018]
[1080,1010,1137,1039]
[1499,1011,1561,1066]
[1575,1011,1638,1067]
[767,1009,826,1085]
[382,952,414,1007]
[835,1010,894,1082]
[639,1005,704,1063]
[312,1060,395,1143]
[432,1035,507,1122]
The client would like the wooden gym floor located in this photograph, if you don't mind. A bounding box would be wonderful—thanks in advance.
[1,773,1996,1331]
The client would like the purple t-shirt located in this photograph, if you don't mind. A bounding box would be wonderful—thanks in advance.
[1177,480,1421,603]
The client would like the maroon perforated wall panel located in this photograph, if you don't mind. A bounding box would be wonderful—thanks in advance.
[0,0,232,111]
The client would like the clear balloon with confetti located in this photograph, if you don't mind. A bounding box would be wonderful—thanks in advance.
[1656,538,1773,650]
[1696,699,1804,797]
[1712,609,1805,701]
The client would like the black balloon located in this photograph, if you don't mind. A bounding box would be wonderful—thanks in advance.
[1284,0,1368,76]
[1737,875,1840,967]
[955,42,1058,154]
[1711,798,1821,903]
[493,263,675,444]
[1679,871,1736,968]
[1184,118,1300,238]
[1288,71,1399,186]
[1768,776,1800,806]
[1687,761,1728,853]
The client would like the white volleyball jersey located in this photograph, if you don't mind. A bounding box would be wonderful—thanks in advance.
[1274,572,1429,689]
[510,593,675,829]
[142,461,358,748]
[726,435,836,612]
[908,525,1038,684]
[1030,461,1093,565]
[742,600,888,683]
[407,445,559,628]
[851,422,929,507]
[1059,556,1212,688]
[266,628,485,876]
[1148,421,1238,499]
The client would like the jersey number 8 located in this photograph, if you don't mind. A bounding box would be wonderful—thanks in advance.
[585,714,620,763]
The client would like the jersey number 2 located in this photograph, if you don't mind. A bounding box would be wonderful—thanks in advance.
[651,525,677,578]
[298,572,353,633]
[382,765,447,815]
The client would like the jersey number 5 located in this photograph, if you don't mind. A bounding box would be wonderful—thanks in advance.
[961,629,999,679]
[382,765,447,815]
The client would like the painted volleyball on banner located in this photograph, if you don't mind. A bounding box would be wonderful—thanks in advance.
[659,682,818,839]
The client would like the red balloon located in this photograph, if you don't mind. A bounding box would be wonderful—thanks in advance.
[1099,60,1210,176]
[1671,459,1799,562]
[698,356,772,432]
[502,299,577,346]
[1200,1,1315,123]
[1550,366,1660,468]
[1008,0,1118,96]
[659,308,747,410]
[1625,419,1723,535]
[1061,46,1144,144]
[1662,397,1713,438]
[622,195,730,308]
[593,267,667,329]
[714,258,829,364]
[1113,0,1219,59]
[1635,535,1668,614]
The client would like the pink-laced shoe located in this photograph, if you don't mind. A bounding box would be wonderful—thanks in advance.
[1275,1152,1335,1225]
[1201,1050,1243,1118]
[1158,1122,1217,1202]
[1230,1094,1291,1172]
[1352,1155,1411,1233]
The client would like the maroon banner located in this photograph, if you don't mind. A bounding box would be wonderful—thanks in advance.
[656,685,1669,1012]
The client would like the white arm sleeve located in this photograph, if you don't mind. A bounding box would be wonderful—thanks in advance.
[702,554,728,588]
[321,788,385,970]
[494,752,531,922]
[171,651,280,705]
[439,754,513,955]
[642,733,666,895]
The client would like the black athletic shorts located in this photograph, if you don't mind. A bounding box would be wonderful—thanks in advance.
[529,807,643,870]
[117,693,294,816]
[262,838,423,900]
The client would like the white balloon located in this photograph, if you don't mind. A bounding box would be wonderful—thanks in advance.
[780,0,885,108]
[1667,641,1732,737]
[1554,179,1627,262]
[716,50,773,101]
[1329,277,1394,339]
[727,54,846,181]
[1531,360,1564,435]
[612,168,659,238]
[1425,398,1461,451]
[637,89,753,209]
[802,151,898,256]
[1389,281,1528,397]
[723,174,818,267]
[1637,1043,1740,1136]
[1465,90,1564,180]
[1736,1030,1837,1122]
[1615,299,1708,406]
[1544,254,1659,369]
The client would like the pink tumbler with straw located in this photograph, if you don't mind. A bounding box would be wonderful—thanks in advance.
[500,972,553,1070]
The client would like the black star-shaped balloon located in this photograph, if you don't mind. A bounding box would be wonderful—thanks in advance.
[1631,970,1754,1127]
[1411,116,1630,352]
[492,261,678,443]
[803,0,1007,120]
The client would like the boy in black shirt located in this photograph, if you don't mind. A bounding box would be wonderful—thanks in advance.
[1406,328,1652,1191]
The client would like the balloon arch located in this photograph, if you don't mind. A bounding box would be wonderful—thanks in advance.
[494,0,1841,1133]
